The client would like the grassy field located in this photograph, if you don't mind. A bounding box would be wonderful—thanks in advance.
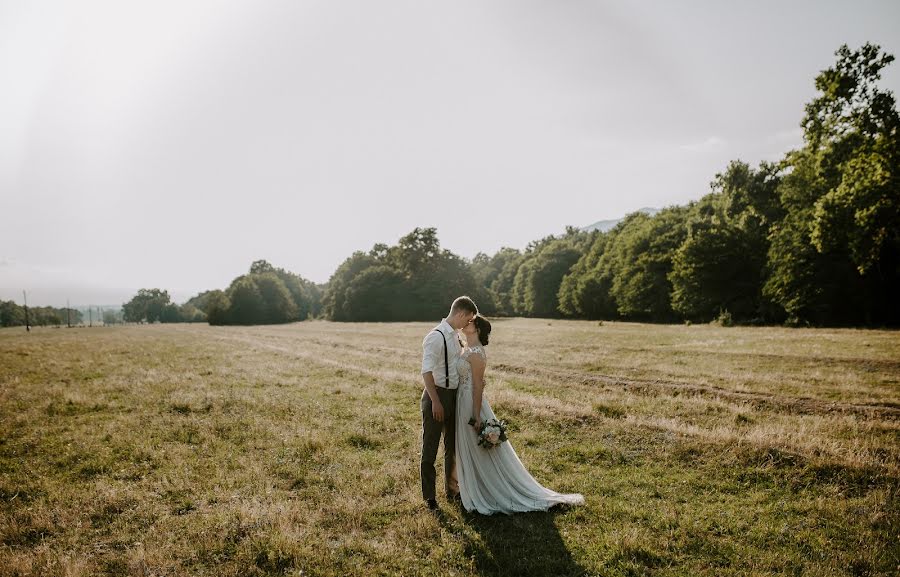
[1,319,898,576]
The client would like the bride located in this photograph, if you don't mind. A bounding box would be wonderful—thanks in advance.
[454,315,586,515]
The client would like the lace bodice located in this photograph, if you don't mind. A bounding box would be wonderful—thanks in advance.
[457,346,486,390]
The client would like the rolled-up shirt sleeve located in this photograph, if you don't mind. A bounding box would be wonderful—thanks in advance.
[421,331,442,376]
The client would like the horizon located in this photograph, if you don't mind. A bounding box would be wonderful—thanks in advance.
[3,1,899,307]
[1,206,643,308]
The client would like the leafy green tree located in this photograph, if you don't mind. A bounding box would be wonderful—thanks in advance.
[511,239,582,317]
[323,228,487,321]
[805,43,900,285]
[488,249,525,316]
[607,207,690,321]
[160,303,182,323]
[512,235,565,316]
[185,290,215,314]
[205,290,231,325]
[323,252,379,321]
[386,228,441,278]
[670,221,762,321]
[227,276,264,325]
[255,272,298,323]
[246,260,314,320]
[765,43,899,325]
[301,280,325,319]
[669,161,782,322]
[469,253,499,315]
[342,266,409,321]
[250,259,276,275]
[558,232,617,319]
[0,301,25,327]
[123,289,172,323]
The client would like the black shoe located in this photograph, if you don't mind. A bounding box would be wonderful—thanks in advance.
[425,498,438,510]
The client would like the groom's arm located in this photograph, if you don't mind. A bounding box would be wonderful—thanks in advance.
[421,333,445,421]
[422,372,444,422]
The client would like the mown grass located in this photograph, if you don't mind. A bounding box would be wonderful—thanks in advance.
[0,319,898,576]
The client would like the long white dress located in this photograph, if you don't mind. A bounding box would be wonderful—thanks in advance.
[455,346,586,515]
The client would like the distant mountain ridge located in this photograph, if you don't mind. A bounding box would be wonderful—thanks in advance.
[582,207,660,233]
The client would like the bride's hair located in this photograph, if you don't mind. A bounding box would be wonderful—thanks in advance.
[473,315,491,346]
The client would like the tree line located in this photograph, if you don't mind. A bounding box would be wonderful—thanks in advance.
[323,43,899,327]
[8,44,895,329]
[0,302,85,327]
[117,261,323,325]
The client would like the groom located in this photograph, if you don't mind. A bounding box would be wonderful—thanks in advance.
[420,295,478,510]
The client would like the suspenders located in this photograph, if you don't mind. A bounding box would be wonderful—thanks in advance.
[431,328,450,388]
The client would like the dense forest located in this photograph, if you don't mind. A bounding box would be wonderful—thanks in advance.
[3,44,896,329]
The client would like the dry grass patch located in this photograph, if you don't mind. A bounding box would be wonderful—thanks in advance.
[1,319,898,576]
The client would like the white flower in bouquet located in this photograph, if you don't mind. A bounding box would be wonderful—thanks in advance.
[475,418,509,449]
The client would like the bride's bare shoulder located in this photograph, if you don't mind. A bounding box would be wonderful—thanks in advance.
[466,346,487,361]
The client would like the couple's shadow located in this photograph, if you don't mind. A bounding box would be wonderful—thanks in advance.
[433,504,587,577]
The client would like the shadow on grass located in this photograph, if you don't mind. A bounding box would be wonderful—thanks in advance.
[435,505,588,577]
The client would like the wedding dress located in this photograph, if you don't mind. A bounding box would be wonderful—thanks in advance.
[455,346,586,515]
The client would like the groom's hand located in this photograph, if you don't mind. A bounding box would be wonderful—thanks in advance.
[432,399,445,422]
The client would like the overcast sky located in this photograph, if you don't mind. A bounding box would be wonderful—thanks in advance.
[2,1,899,306]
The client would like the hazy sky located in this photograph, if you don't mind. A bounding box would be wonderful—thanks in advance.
[2,1,899,305]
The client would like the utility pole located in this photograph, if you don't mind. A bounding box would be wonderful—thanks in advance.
[89,305,93,327]
[67,298,71,328]
[23,290,30,332]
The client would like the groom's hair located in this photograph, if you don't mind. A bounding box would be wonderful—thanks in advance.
[450,296,478,316]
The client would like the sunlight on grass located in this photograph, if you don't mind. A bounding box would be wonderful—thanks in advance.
[1,320,897,576]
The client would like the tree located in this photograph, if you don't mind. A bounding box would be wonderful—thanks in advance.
[607,207,690,321]
[669,161,781,322]
[387,228,441,277]
[255,272,298,323]
[226,276,264,325]
[247,260,318,321]
[489,249,525,316]
[806,43,900,280]
[670,221,758,320]
[123,289,172,323]
[250,259,276,275]
[0,301,25,327]
[323,251,379,321]
[323,228,487,321]
[342,266,408,321]
[160,303,182,323]
[558,232,617,319]
[511,239,581,317]
[469,252,500,315]
[765,43,899,325]
[184,290,216,314]
[205,290,231,325]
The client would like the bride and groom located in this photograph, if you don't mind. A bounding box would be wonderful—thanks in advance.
[420,296,586,514]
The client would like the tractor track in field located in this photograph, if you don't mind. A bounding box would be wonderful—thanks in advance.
[492,363,900,421]
[188,326,900,422]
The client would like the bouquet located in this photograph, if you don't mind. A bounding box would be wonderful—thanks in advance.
[469,417,509,449]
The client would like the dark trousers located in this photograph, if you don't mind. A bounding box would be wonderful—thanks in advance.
[420,386,459,500]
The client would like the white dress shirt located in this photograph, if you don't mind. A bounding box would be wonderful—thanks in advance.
[421,318,461,389]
